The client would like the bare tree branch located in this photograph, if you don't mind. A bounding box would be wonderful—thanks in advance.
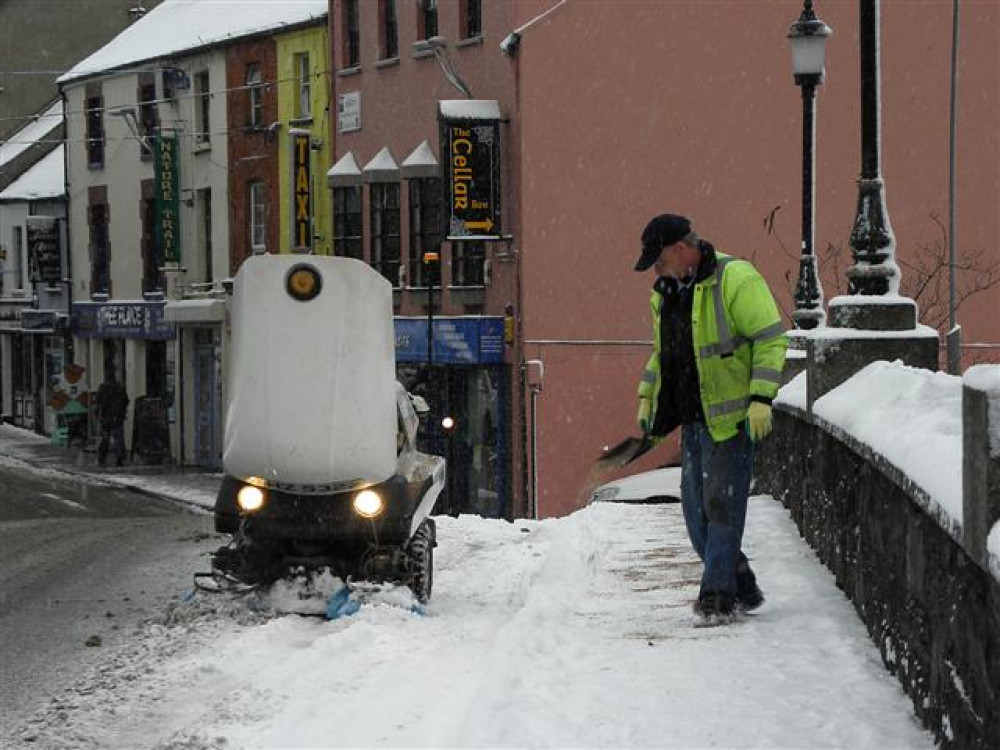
[777,212,999,335]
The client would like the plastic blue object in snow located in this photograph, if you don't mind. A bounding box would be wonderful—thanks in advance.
[326,587,361,619]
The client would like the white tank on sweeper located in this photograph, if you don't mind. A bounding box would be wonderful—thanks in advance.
[223,255,397,491]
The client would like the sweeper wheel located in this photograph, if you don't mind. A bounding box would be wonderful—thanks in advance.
[407,519,435,604]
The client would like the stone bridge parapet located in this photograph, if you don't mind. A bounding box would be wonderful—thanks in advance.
[757,363,999,748]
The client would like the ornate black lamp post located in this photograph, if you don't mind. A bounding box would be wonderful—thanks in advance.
[788,0,833,330]
[847,0,897,296]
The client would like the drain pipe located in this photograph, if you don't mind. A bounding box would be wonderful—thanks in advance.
[523,359,544,519]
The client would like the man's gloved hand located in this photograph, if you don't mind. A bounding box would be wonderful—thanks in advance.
[747,401,773,442]
[637,397,653,435]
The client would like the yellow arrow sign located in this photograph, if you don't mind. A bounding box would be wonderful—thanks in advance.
[464,218,494,232]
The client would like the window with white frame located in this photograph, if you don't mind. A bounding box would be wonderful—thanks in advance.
[294,52,311,120]
[249,181,266,253]
[195,70,211,145]
[246,63,263,128]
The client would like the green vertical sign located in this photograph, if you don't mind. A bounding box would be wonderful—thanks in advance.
[154,132,180,263]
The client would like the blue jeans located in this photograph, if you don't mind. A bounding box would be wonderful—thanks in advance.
[680,421,755,598]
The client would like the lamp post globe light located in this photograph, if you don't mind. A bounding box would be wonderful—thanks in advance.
[788,0,833,330]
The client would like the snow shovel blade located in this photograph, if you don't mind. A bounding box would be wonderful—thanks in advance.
[595,435,653,471]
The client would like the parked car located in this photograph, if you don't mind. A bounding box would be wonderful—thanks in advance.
[589,465,682,505]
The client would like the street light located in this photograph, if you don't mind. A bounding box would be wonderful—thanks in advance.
[847,0,898,297]
[788,0,833,330]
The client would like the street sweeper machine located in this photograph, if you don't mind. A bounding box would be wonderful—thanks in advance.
[201,255,445,603]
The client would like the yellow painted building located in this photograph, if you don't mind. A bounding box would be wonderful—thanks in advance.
[276,24,332,255]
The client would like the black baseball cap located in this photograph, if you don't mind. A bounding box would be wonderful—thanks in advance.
[634,214,692,271]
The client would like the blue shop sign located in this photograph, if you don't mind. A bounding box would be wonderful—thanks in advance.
[72,301,175,340]
[395,316,504,365]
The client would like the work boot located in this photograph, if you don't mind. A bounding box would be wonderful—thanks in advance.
[693,590,736,619]
[736,562,765,612]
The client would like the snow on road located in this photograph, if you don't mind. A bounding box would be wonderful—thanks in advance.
[11,498,931,749]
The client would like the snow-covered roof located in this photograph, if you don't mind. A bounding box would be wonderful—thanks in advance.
[326,151,361,188]
[0,145,65,202]
[439,100,502,120]
[0,100,63,170]
[58,0,327,84]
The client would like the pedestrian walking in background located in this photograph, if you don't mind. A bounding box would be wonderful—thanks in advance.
[633,214,788,622]
[96,374,129,467]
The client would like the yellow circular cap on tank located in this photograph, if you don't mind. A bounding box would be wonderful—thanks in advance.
[286,264,322,301]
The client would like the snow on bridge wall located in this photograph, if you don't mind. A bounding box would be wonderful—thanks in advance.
[756,406,1000,748]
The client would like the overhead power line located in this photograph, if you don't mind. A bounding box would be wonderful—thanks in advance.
[0,67,332,126]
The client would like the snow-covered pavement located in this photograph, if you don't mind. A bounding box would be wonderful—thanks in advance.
[11,497,932,749]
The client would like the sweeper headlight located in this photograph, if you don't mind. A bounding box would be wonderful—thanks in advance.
[352,489,384,519]
[237,482,266,512]
[286,263,322,301]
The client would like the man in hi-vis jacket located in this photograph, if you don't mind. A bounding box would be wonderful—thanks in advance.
[634,214,788,621]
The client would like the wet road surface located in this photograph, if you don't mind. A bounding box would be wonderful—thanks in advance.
[0,462,221,733]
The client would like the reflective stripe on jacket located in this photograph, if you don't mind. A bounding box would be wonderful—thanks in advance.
[637,252,788,443]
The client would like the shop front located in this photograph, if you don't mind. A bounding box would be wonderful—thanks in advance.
[71,300,175,459]
[0,215,72,435]
[395,316,510,518]
[0,306,71,435]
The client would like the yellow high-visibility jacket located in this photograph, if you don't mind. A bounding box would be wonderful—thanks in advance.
[638,251,788,443]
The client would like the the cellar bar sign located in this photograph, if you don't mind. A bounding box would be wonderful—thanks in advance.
[439,100,501,239]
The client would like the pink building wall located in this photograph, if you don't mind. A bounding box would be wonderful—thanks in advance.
[512,0,998,517]
[328,1,998,519]
[328,0,529,515]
